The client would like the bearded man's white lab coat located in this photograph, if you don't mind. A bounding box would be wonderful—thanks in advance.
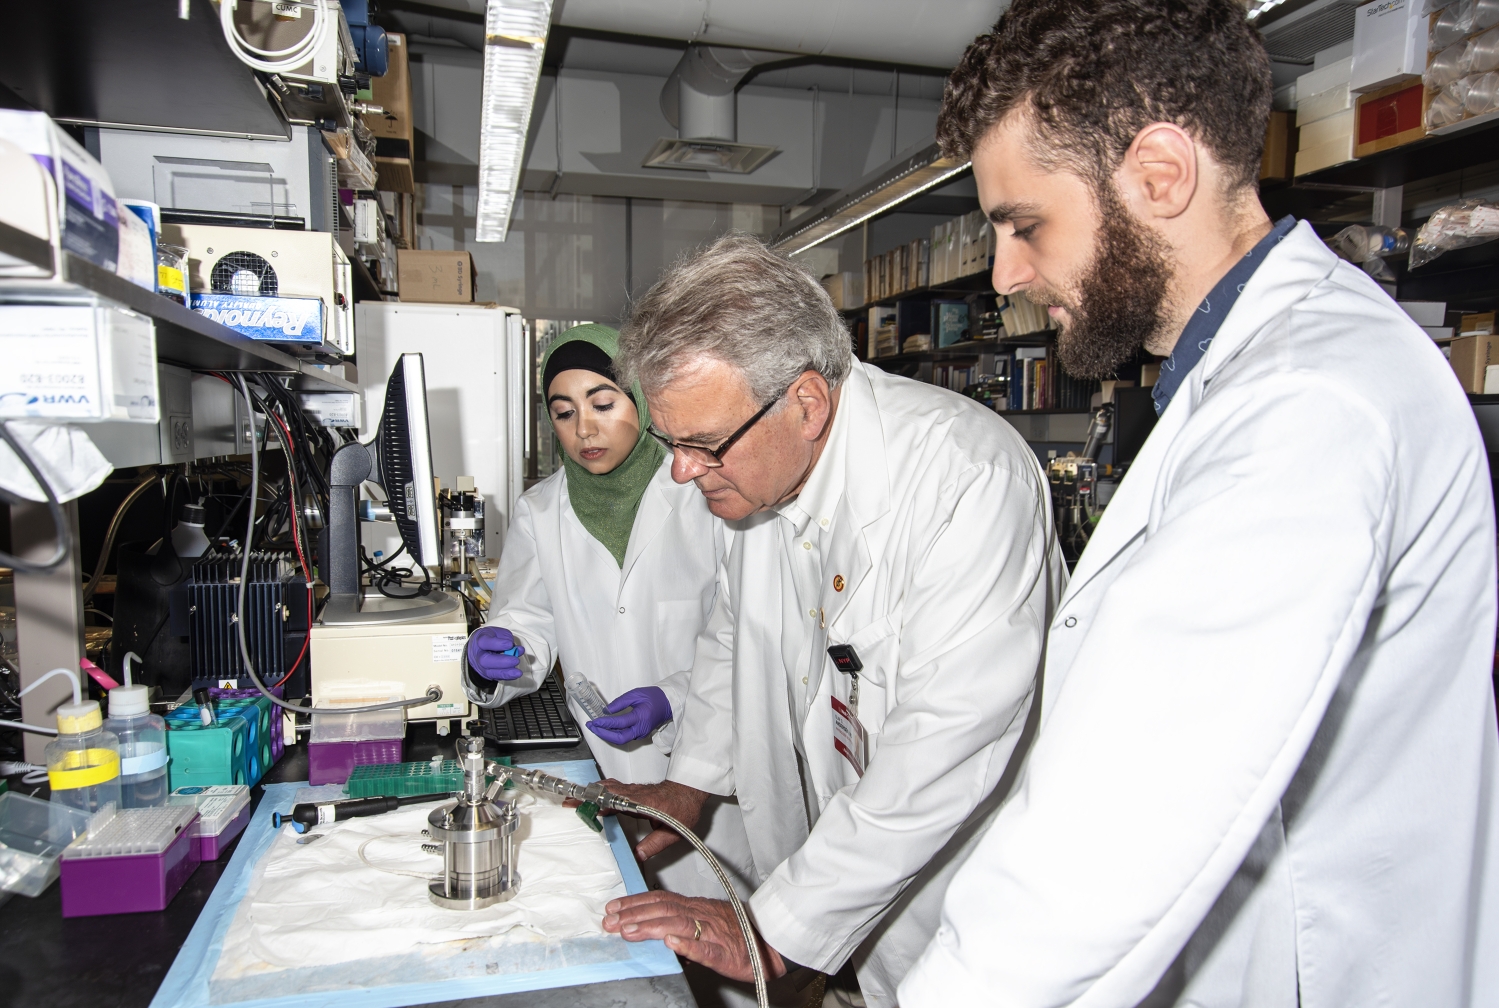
[666,360,1064,1006]
[483,457,756,899]
[900,221,1499,1007]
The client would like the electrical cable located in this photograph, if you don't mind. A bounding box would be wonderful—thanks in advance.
[233,375,439,718]
[0,761,50,784]
[0,420,72,574]
[218,0,330,74]
[260,407,314,692]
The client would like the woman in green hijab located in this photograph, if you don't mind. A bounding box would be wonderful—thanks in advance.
[466,323,753,900]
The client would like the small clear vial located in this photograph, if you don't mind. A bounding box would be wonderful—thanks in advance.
[564,671,609,722]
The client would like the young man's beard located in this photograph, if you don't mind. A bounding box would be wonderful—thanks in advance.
[1027,185,1177,381]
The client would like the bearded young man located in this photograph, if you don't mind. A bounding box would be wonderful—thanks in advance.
[898,1,1499,1006]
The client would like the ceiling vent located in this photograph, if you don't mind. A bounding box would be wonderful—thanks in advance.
[642,44,783,174]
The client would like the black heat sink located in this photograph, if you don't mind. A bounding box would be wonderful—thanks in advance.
[188,549,311,692]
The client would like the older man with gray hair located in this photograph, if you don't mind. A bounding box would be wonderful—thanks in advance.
[599,232,1064,1005]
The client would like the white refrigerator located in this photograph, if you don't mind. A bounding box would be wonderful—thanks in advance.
[354,302,527,561]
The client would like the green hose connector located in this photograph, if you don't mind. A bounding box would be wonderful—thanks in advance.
[576,801,603,832]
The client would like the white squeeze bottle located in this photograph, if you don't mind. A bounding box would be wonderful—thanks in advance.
[103,653,169,808]
[41,668,121,815]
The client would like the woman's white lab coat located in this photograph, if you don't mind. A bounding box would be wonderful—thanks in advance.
[900,221,1499,1006]
[481,457,756,899]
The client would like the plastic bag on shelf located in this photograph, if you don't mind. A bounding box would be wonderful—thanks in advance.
[1426,39,1475,89]
[1426,80,1469,128]
[1432,0,1477,49]
[1465,70,1499,114]
[1409,199,1499,268]
[1476,0,1499,31]
[1471,25,1499,72]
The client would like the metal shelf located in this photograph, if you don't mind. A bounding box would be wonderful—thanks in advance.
[0,219,355,393]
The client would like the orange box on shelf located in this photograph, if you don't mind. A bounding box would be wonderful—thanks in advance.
[1355,79,1428,157]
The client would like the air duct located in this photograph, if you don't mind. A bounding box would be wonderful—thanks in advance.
[643,44,784,173]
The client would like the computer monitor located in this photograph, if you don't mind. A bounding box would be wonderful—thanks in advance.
[320,353,457,625]
[377,353,441,568]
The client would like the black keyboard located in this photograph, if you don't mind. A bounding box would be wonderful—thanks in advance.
[478,670,583,751]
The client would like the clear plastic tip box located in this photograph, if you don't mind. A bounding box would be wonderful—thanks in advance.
[0,792,92,899]
[170,784,251,861]
[307,708,406,786]
[59,804,200,917]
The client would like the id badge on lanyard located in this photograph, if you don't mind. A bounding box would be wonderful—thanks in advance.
[828,644,868,776]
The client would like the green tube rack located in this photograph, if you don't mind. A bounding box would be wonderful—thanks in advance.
[345,755,513,798]
[164,695,278,790]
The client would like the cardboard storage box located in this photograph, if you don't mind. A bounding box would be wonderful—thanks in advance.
[1449,334,1499,393]
[1261,111,1297,180]
[364,34,413,147]
[1355,79,1427,157]
[1295,133,1356,176]
[1461,311,1495,336]
[397,250,475,303]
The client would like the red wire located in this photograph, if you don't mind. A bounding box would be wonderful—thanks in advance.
[205,372,311,691]
[265,408,313,690]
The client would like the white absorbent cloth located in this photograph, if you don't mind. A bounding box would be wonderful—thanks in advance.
[0,420,111,503]
[222,790,626,972]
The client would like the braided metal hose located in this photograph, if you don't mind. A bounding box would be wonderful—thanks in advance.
[497,765,769,1008]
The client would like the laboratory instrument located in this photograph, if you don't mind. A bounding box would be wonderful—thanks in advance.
[493,761,771,1008]
[104,663,169,808]
[1048,404,1113,566]
[440,478,490,611]
[272,792,446,833]
[427,736,520,910]
[59,803,201,917]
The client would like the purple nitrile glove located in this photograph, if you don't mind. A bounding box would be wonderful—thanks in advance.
[586,686,672,745]
[467,625,525,681]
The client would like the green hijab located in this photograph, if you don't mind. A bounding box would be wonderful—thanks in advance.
[542,324,666,567]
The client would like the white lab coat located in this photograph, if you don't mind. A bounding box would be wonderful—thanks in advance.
[667,361,1065,1006]
[900,221,1499,1007]
[482,457,756,900]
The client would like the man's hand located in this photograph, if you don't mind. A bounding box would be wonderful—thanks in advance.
[603,892,787,983]
[599,779,708,860]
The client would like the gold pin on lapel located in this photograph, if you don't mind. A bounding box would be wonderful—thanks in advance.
[833,575,845,592]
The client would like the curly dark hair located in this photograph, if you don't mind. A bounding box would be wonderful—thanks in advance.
[938,0,1273,191]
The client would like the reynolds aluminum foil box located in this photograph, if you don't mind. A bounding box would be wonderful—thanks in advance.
[192,293,325,344]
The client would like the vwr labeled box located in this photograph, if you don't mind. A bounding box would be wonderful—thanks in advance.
[397,250,474,303]
[0,305,159,422]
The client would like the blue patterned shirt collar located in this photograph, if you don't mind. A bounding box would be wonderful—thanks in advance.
[1151,215,1298,416]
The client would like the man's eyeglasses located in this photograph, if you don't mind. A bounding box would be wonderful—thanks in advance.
[647,392,784,468]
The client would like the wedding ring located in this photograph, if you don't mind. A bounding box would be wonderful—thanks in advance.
[692,919,704,941]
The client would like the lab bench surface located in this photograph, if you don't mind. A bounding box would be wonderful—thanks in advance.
[0,723,697,1008]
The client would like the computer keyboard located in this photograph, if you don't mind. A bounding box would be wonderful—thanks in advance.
[478,670,583,751]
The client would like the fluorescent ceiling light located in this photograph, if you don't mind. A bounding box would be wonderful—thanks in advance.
[642,138,780,174]
[476,0,552,242]
[770,142,969,256]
